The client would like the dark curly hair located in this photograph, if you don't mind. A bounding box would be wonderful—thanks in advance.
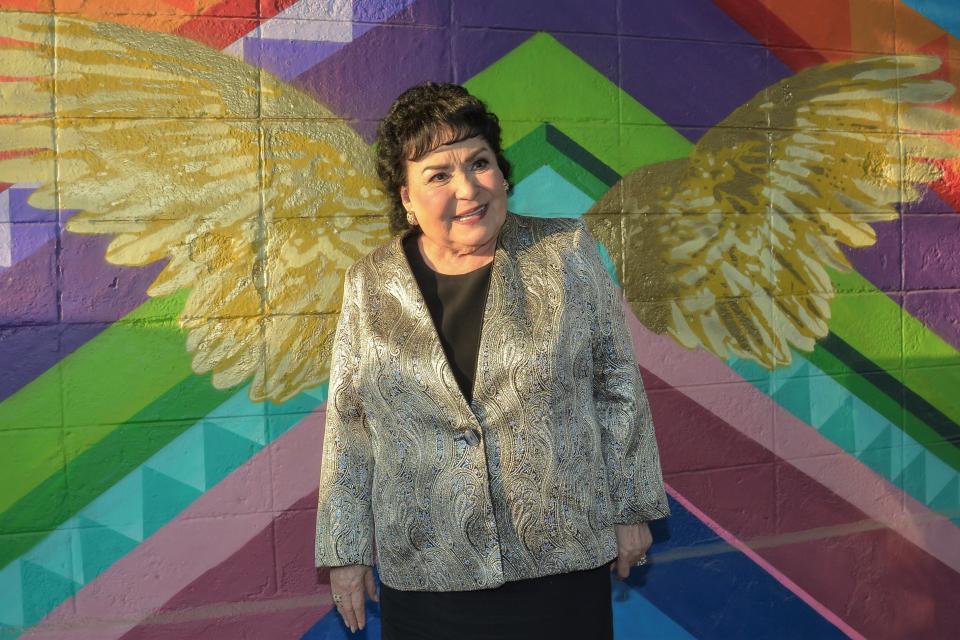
[374,82,512,235]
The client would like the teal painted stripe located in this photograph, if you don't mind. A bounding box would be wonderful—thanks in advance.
[0,383,328,632]
[612,583,697,639]
[508,165,596,217]
[901,0,960,39]
[730,355,960,522]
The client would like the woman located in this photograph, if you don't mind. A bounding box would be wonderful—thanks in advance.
[315,82,670,639]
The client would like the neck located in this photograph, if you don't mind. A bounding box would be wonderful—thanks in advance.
[416,233,497,275]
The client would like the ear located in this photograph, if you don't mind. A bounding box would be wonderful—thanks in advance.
[400,186,411,207]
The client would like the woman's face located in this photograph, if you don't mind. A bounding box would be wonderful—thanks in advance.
[400,135,508,255]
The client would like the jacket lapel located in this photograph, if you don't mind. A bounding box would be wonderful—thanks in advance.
[383,212,527,416]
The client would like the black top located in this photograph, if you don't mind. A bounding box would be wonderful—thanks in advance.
[402,232,493,405]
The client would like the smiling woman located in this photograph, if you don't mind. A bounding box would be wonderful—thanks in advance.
[314,82,669,639]
[400,135,509,275]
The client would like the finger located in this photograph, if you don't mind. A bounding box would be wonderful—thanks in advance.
[339,593,358,633]
[364,568,379,602]
[351,585,367,631]
[617,556,630,580]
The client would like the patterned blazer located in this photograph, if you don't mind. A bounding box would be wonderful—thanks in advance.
[314,212,670,592]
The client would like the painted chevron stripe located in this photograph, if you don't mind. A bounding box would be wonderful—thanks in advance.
[3,380,327,634]
[21,407,327,639]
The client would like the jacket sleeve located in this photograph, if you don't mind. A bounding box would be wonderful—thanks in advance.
[576,219,671,524]
[315,265,375,567]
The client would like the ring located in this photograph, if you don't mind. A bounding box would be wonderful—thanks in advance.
[332,593,344,605]
[635,555,648,567]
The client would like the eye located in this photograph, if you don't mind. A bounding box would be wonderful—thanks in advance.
[472,157,490,170]
[428,172,449,183]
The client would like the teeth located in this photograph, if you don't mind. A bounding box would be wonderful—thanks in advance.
[457,205,485,219]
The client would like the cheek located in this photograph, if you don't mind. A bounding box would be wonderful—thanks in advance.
[417,189,456,219]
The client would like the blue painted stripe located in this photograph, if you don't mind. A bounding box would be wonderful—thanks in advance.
[628,497,847,639]
[901,1,960,40]
[298,495,845,639]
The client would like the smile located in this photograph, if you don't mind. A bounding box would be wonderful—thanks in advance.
[453,204,487,222]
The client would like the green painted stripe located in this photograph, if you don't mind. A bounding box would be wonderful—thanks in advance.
[505,124,619,201]
[0,291,190,515]
[0,373,235,569]
[805,341,960,471]
[464,32,690,175]
[828,268,960,430]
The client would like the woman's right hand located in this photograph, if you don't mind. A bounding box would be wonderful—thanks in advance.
[329,564,379,633]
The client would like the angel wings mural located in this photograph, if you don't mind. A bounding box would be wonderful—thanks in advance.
[1,9,958,404]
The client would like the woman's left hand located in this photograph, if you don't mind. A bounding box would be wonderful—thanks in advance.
[609,522,653,580]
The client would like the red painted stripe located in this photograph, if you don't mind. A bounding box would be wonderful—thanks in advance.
[712,0,829,67]
[117,494,327,640]
[173,0,302,48]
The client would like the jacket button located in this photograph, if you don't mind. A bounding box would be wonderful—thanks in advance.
[457,428,482,446]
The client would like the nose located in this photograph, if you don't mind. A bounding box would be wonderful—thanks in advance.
[453,170,481,199]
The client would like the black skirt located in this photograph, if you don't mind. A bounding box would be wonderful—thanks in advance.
[379,564,613,640]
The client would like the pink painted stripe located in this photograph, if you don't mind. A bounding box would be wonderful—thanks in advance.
[665,483,865,640]
[624,307,960,574]
[24,411,327,640]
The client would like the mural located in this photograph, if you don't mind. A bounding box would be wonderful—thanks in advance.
[0,0,958,638]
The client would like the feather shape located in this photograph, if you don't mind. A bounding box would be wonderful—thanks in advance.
[0,10,390,402]
[586,54,960,368]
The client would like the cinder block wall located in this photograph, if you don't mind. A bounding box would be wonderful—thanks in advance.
[1,1,958,637]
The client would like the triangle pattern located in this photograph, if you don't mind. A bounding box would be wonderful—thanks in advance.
[858,426,895,478]
[818,396,856,453]
[807,373,848,428]
[850,395,888,453]
[928,476,959,517]
[82,469,146,543]
[205,414,267,448]
[141,467,203,539]
[145,426,207,492]
[896,448,927,501]
[202,420,261,488]
[75,516,138,585]
[772,372,812,424]
[923,451,956,504]
[25,528,75,582]
[0,560,25,628]
[509,165,594,217]
[20,560,77,629]
[211,416,267,448]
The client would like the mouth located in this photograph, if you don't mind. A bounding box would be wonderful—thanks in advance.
[452,204,487,223]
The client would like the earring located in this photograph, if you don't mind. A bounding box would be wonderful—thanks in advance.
[503,179,510,191]
[406,210,418,226]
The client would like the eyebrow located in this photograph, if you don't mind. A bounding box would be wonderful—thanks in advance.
[420,148,489,174]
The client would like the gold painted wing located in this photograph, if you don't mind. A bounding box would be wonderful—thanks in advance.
[0,10,390,402]
[587,55,960,368]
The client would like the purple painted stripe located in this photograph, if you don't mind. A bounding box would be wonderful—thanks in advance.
[294,0,788,136]
[845,188,960,352]
[0,232,163,402]
[0,229,58,325]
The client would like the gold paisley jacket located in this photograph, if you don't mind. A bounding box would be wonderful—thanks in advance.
[314,212,670,591]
